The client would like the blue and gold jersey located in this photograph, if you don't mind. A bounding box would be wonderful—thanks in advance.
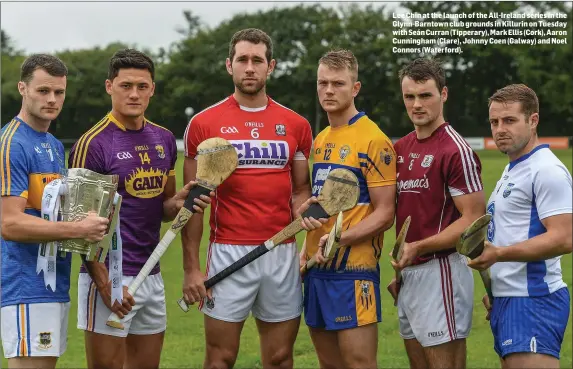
[305,112,397,281]
[1,117,71,307]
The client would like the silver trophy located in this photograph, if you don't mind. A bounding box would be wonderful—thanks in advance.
[60,168,121,262]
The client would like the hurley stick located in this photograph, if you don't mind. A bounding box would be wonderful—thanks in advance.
[390,216,411,306]
[300,211,344,276]
[456,214,494,302]
[106,137,238,329]
[177,168,360,312]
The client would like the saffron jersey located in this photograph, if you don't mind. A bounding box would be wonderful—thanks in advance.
[69,113,177,276]
[394,123,483,265]
[184,95,313,244]
[305,112,397,281]
[487,145,571,297]
[1,117,71,306]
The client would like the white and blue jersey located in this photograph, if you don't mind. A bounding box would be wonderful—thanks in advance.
[486,144,571,359]
[487,144,571,297]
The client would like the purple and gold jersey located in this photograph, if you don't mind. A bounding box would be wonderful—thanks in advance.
[69,113,177,276]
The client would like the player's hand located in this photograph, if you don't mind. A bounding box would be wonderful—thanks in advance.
[182,269,211,306]
[396,241,420,269]
[174,181,214,213]
[299,250,308,269]
[467,241,499,271]
[298,197,328,231]
[482,293,492,321]
[98,282,135,319]
[77,212,109,243]
[313,234,329,264]
[387,277,401,306]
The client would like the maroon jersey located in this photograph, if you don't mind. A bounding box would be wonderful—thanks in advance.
[395,123,483,265]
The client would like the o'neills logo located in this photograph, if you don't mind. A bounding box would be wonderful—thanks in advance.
[125,167,167,198]
[229,140,289,169]
[398,175,430,193]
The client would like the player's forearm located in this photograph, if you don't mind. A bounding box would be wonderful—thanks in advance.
[81,257,109,290]
[162,196,179,222]
[497,231,573,262]
[416,213,479,255]
[1,212,82,243]
[182,214,203,272]
[339,207,394,246]
[292,185,312,218]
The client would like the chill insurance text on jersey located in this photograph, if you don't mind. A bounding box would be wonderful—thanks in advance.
[220,120,293,169]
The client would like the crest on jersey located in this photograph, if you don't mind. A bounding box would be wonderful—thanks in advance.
[275,124,286,136]
[397,155,404,164]
[339,145,351,161]
[381,148,393,165]
[155,144,165,159]
[315,147,321,155]
[421,154,434,168]
[38,332,52,350]
[503,183,515,198]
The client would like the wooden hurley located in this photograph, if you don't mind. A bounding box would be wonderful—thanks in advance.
[390,216,411,306]
[456,214,494,302]
[106,137,238,329]
[177,168,360,312]
[300,211,344,276]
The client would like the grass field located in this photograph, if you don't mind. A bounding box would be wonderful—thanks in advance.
[2,149,572,368]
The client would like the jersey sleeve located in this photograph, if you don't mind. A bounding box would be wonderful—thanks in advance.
[444,147,483,196]
[183,116,205,159]
[533,164,573,219]
[361,135,397,187]
[166,132,177,177]
[1,140,29,198]
[294,118,313,160]
[68,138,106,172]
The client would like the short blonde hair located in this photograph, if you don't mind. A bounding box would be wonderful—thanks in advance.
[318,49,358,81]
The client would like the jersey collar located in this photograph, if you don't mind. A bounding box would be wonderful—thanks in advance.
[107,112,147,132]
[349,111,366,125]
[508,144,549,171]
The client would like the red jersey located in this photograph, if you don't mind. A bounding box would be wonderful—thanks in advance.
[394,123,483,264]
[184,95,313,245]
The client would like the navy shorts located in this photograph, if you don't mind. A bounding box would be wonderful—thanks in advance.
[303,275,381,330]
[490,287,570,359]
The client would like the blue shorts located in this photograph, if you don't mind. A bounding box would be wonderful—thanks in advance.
[303,275,381,330]
[490,287,570,359]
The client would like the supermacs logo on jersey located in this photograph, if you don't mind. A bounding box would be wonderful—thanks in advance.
[229,140,289,169]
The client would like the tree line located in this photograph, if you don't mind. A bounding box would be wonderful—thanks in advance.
[1,1,571,142]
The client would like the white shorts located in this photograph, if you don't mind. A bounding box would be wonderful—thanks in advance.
[199,242,303,323]
[1,302,70,358]
[397,252,474,347]
[77,273,166,337]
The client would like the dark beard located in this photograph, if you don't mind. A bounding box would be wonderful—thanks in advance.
[235,80,265,96]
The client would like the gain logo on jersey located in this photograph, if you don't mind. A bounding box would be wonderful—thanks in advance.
[125,167,167,198]
[229,140,289,168]
[503,183,515,198]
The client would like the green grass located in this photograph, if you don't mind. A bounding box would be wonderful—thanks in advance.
[2,149,572,368]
